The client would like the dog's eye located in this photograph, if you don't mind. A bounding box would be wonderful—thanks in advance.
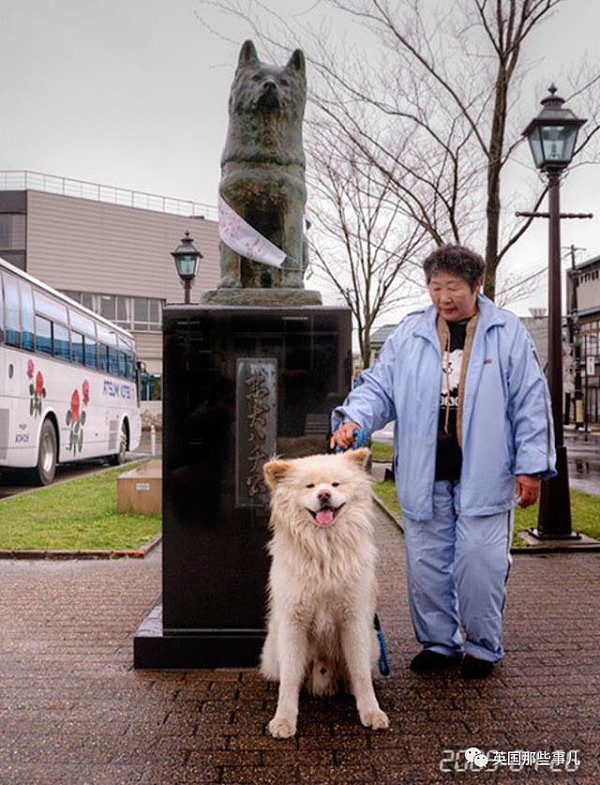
[280,78,289,87]
[306,483,315,488]
[331,482,340,487]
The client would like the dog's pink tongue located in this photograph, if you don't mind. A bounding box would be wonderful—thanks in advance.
[316,509,334,526]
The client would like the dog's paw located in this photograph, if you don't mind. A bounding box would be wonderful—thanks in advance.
[268,715,297,738]
[360,707,390,730]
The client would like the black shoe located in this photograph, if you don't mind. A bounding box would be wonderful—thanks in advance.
[409,650,461,673]
[461,655,495,679]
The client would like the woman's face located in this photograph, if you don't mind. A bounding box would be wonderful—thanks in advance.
[428,272,481,322]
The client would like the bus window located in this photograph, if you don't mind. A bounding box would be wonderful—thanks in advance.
[140,373,162,401]
[125,353,134,379]
[3,273,21,347]
[118,335,134,353]
[108,346,119,376]
[98,344,109,372]
[118,351,127,377]
[35,315,52,355]
[97,324,118,347]
[19,281,35,351]
[53,323,70,360]
[70,309,95,337]
[84,336,97,368]
[72,331,84,365]
[34,291,68,323]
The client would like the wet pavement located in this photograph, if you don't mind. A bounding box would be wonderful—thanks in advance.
[1,425,599,783]
[1,507,598,784]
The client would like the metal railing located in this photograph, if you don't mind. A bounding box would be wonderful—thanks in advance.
[0,170,218,221]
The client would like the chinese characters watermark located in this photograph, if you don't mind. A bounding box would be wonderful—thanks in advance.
[440,747,581,772]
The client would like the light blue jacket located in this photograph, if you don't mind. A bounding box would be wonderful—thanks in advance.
[332,295,557,521]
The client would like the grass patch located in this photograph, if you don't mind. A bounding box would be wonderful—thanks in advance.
[371,440,394,462]
[373,479,600,548]
[512,488,600,544]
[0,462,161,551]
[373,480,401,517]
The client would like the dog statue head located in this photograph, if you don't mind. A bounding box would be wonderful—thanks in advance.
[229,40,306,118]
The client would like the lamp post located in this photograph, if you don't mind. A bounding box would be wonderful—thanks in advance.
[171,231,202,304]
[522,84,586,539]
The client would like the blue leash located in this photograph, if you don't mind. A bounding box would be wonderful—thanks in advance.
[374,614,391,676]
[334,429,391,676]
[334,428,368,451]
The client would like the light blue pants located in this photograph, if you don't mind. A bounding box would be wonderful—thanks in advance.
[402,480,513,663]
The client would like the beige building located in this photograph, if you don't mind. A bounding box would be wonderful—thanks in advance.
[0,171,220,421]
[567,254,600,422]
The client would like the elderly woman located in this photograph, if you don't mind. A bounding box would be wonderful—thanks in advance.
[330,245,556,679]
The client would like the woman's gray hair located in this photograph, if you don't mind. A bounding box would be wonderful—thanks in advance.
[423,245,486,291]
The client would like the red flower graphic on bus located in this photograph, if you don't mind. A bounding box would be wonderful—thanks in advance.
[70,390,80,422]
[66,381,89,453]
[28,362,46,417]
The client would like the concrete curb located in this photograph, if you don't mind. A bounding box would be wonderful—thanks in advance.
[373,491,404,533]
[0,532,162,561]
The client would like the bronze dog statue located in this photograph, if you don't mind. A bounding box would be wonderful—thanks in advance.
[219,40,307,290]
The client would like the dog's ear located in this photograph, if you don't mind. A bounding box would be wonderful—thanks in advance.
[238,39,259,69]
[286,48,305,75]
[343,447,371,470]
[263,459,291,489]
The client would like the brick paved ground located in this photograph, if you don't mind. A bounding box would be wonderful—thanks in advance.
[1,509,598,785]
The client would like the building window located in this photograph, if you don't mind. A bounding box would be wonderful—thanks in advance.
[99,294,116,321]
[0,214,26,250]
[62,291,163,333]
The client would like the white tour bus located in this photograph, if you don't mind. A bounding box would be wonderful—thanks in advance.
[0,257,142,485]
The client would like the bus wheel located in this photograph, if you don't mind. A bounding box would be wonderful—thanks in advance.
[31,420,58,486]
[109,422,128,466]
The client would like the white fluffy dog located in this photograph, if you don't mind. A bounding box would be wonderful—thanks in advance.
[260,448,389,738]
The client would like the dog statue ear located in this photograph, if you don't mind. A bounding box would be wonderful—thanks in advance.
[238,39,259,69]
[286,48,305,75]
[343,447,371,470]
[263,459,291,489]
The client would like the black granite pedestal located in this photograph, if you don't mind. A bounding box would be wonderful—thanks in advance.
[134,305,352,668]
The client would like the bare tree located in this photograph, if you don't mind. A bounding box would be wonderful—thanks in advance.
[307,122,427,366]
[198,0,600,301]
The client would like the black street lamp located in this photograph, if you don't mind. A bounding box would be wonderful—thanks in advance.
[522,85,586,540]
[171,232,203,304]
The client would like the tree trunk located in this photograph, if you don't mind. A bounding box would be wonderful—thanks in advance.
[484,60,509,302]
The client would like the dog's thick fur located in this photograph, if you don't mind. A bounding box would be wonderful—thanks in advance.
[261,449,389,738]
[219,40,307,290]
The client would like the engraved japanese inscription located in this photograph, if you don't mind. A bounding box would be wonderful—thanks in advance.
[236,358,277,506]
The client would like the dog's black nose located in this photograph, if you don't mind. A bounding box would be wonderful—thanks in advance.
[264,80,277,92]
[318,489,331,503]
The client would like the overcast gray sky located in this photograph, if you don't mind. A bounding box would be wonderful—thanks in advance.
[1,0,599,316]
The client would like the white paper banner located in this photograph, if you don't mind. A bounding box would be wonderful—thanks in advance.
[218,196,286,269]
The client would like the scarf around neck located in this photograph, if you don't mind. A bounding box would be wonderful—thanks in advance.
[436,311,479,449]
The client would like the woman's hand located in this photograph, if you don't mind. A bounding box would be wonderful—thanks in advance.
[515,474,541,508]
[330,422,362,451]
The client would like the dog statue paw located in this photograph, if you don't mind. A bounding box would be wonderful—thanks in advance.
[268,715,297,738]
[360,707,390,730]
